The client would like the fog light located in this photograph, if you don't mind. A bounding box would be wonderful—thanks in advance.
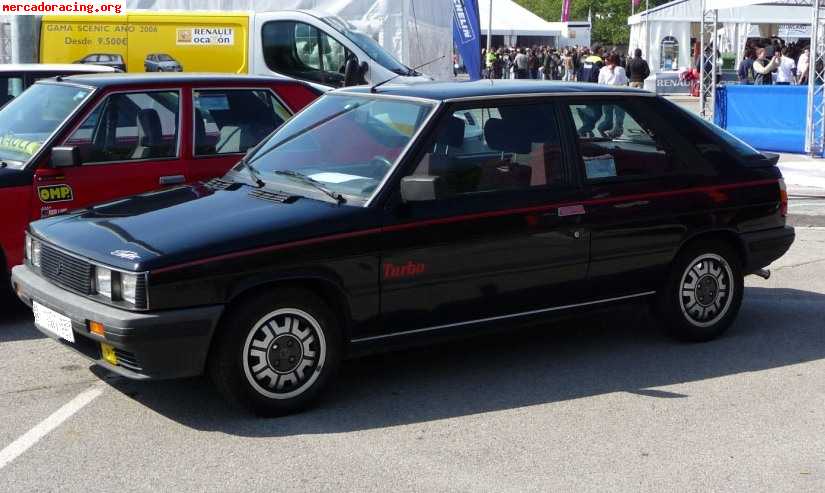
[89,321,105,337]
[100,343,117,366]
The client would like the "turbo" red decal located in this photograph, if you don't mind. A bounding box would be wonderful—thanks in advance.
[384,261,426,279]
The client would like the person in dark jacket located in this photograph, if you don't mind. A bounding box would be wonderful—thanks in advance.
[626,48,650,88]
[579,46,604,83]
[753,47,779,85]
[738,49,755,84]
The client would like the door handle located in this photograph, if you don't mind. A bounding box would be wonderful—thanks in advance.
[159,175,185,185]
[558,204,586,217]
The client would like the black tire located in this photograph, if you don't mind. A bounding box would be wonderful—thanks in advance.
[656,240,744,342]
[208,288,342,417]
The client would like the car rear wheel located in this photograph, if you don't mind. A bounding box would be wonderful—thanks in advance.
[656,241,744,342]
[208,288,342,416]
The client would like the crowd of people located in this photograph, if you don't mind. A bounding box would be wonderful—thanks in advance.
[479,45,651,88]
[736,40,810,85]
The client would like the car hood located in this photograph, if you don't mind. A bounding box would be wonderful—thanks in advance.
[29,181,378,272]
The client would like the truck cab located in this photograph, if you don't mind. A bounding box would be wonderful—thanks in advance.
[251,10,432,89]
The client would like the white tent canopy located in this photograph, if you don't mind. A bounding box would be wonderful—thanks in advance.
[628,0,812,73]
[479,0,561,36]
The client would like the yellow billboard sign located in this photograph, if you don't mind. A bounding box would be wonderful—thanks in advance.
[40,12,249,74]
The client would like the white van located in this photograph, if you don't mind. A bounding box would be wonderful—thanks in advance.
[252,11,432,88]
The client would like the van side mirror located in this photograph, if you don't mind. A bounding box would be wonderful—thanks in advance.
[50,146,80,168]
[400,175,444,202]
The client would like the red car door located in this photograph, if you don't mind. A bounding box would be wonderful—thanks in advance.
[32,88,188,219]
[187,85,299,183]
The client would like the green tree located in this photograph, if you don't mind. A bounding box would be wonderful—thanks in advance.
[512,0,668,46]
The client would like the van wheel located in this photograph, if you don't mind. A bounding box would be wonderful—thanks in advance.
[208,288,342,417]
[656,241,744,342]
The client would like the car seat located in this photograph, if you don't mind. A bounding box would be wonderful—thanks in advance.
[132,108,163,159]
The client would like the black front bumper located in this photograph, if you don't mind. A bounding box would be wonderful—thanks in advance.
[11,264,224,380]
[741,225,795,273]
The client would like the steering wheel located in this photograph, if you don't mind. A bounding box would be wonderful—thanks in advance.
[370,155,393,170]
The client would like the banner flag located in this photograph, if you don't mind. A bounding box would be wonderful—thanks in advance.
[452,0,482,80]
[562,0,571,22]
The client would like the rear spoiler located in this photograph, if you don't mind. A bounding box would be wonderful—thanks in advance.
[742,151,779,168]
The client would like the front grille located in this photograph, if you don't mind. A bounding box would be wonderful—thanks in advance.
[40,243,93,295]
[204,178,233,190]
[249,188,293,203]
[114,348,143,371]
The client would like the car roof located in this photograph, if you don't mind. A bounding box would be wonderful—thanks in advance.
[0,63,117,73]
[337,79,651,101]
[44,72,301,88]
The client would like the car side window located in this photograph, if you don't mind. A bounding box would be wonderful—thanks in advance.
[193,89,291,156]
[567,101,682,180]
[408,102,570,197]
[64,90,180,163]
[262,21,352,87]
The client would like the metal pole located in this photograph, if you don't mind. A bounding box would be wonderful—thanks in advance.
[486,0,493,51]
[645,0,650,59]
[806,0,824,156]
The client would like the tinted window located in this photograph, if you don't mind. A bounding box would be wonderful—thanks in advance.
[65,90,180,163]
[193,89,291,156]
[262,21,352,86]
[567,101,684,180]
[408,103,569,196]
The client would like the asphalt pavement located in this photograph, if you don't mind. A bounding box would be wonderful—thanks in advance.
[1,226,824,492]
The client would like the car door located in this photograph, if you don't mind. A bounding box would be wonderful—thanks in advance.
[260,20,354,88]
[562,96,720,299]
[189,87,293,183]
[378,99,589,336]
[32,88,187,218]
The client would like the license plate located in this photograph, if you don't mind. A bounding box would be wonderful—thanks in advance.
[32,301,75,343]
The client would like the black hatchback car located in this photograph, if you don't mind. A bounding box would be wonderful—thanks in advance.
[12,81,794,416]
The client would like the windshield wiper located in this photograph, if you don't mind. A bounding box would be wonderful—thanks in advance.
[236,157,265,188]
[274,170,346,204]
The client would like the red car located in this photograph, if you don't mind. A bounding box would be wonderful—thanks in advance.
[0,73,320,286]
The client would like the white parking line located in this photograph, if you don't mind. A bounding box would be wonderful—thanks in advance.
[0,383,104,470]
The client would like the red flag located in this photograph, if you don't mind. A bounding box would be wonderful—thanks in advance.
[632,0,641,6]
[561,0,571,22]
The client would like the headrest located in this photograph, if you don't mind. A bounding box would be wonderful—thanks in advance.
[434,115,465,147]
[484,118,531,154]
[136,109,162,146]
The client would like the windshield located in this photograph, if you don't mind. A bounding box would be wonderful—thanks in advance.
[244,94,433,204]
[0,83,91,167]
[322,16,414,76]
[157,54,174,62]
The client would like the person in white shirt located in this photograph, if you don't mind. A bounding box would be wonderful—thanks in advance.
[597,54,628,138]
[797,48,810,85]
[776,47,796,85]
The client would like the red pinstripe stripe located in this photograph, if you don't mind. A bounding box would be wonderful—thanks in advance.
[152,179,779,274]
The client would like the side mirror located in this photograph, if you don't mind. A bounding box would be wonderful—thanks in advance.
[50,146,80,168]
[400,175,444,202]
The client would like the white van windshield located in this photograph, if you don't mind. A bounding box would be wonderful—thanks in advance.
[321,16,415,76]
[0,83,91,168]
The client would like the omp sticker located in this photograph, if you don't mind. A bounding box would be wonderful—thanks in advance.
[38,184,74,204]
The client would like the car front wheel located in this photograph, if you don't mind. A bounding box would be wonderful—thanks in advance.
[209,288,342,416]
[656,241,744,342]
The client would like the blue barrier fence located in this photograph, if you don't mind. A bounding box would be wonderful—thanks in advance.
[714,85,822,155]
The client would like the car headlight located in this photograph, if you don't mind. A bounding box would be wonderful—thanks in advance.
[30,237,42,268]
[24,233,31,262]
[95,267,112,299]
[120,273,138,305]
